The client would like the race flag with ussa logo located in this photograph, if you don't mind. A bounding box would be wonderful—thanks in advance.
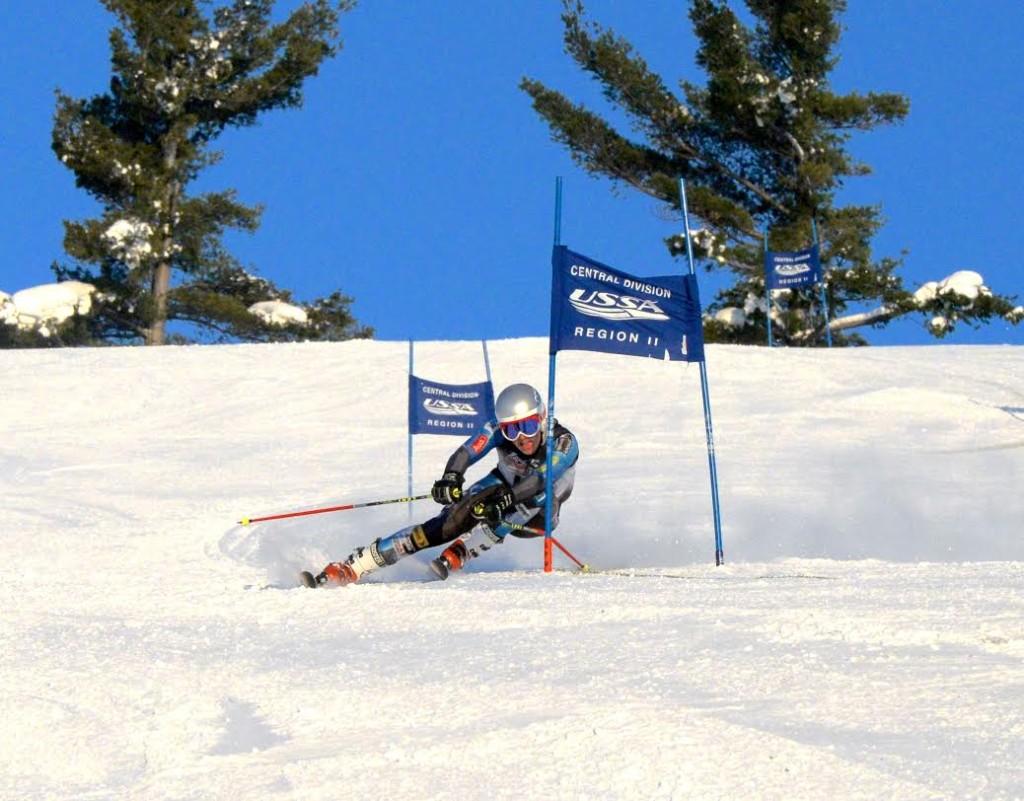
[549,245,704,363]
[765,244,822,289]
[408,376,495,436]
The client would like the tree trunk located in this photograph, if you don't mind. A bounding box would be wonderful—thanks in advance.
[145,138,180,346]
[146,261,172,345]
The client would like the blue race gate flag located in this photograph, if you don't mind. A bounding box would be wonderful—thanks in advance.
[550,245,704,362]
[408,377,495,436]
[765,245,822,289]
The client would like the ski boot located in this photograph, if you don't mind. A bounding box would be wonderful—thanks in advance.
[306,543,384,588]
[313,561,359,587]
[429,525,503,580]
[430,541,468,581]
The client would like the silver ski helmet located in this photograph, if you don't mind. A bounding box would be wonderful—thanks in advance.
[495,383,545,425]
[495,383,546,448]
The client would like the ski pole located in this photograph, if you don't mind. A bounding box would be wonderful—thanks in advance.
[239,494,431,526]
[503,523,590,571]
[550,536,589,572]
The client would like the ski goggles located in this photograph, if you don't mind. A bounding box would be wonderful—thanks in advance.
[499,415,542,441]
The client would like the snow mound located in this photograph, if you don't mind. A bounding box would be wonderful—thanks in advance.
[713,307,746,328]
[103,217,154,268]
[248,300,308,326]
[4,280,95,332]
[914,270,989,305]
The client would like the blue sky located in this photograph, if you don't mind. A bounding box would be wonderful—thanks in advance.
[2,1,1022,346]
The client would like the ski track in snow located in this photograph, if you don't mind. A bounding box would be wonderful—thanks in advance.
[1,339,1023,800]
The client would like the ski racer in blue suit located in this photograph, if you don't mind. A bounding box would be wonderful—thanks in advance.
[313,383,579,585]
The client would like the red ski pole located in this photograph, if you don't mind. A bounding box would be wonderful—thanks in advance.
[550,536,589,571]
[239,493,430,526]
[503,522,590,571]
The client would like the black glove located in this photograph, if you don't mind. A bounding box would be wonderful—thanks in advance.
[431,471,464,505]
[470,488,515,523]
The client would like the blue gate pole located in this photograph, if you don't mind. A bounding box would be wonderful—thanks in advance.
[763,229,773,348]
[482,339,493,387]
[812,218,833,348]
[679,178,725,566]
[544,176,563,572]
[407,339,414,521]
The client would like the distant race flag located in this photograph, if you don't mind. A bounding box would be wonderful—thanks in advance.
[765,244,822,290]
[408,376,495,436]
[549,245,705,362]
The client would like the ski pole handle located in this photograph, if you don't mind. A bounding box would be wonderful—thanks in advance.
[504,521,546,537]
[239,493,431,526]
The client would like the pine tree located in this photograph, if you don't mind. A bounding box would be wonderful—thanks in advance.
[522,0,1022,344]
[51,0,371,345]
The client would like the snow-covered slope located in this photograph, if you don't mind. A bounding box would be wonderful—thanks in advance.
[2,340,1022,800]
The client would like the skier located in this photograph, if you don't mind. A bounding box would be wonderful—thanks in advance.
[308,383,579,586]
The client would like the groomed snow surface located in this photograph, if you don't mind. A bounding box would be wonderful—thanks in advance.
[2,339,1022,800]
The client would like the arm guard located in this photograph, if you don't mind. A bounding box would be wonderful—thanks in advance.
[444,422,500,476]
